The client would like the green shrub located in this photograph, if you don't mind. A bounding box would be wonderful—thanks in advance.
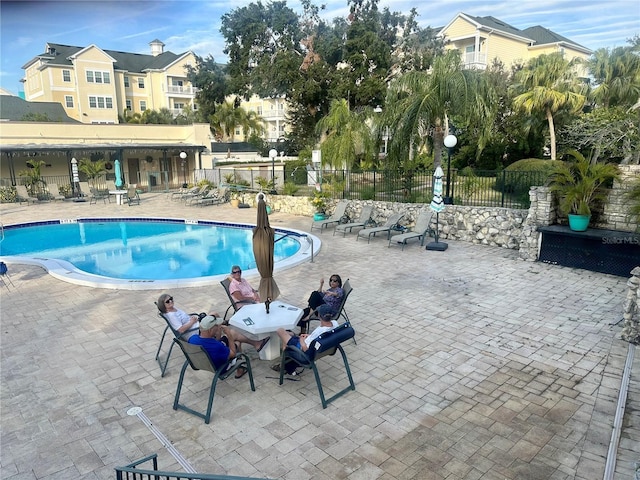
[495,158,563,194]
[0,186,16,203]
[282,181,299,195]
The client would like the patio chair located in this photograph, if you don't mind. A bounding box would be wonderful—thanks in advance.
[173,338,255,424]
[310,200,349,233]
[155,308,200,377]
[305,279,356,344]
[334,205,375,237]
[220,277,256,321]
[170,185,197,201]
[196,187,230,207]
[78,182,91,198]
[180,185,208,203]
[46,183,65,202]
[388,210,434,250]
[89,187,109,204]
[106,180,117,191]
[125,187,140,206]
[15,185,39,204]
[357,211,406,244]
[278,322,356,409]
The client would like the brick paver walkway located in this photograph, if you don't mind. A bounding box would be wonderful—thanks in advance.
[1,193,638,479]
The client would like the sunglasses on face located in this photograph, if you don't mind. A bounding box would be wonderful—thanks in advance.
[232,270,241,274]
[164,297,174,304]
[330,279,338,282]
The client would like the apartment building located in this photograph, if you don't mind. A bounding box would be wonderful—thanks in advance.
[439,13,592,73]
[21,40,198,124]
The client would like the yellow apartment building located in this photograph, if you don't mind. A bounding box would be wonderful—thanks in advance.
[438,13,592,74]
[21,40,199,124]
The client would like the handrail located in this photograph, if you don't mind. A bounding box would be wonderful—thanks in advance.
[274,232,313,263]
[115,453,267,480]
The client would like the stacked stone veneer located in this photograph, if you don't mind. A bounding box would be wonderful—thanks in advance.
[249,165,638,259]
[621,267,640,345]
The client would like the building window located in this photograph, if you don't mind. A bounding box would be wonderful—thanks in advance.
[138,77,145,88]
[174,102,184,110]
[257,106,262,115]
[124,76,130,87]
[126,99,132,110]
[172,79,184,87]
[140,100,147,111]
[65,96,74,107]
[62,70,71,82]
[86,70,111,84]
[88,95,114,109]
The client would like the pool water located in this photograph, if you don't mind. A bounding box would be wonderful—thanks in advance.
[0,219,303,281]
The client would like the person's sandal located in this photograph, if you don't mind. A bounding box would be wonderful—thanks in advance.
[235,366,248,379]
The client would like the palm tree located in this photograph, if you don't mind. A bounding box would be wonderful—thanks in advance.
[383,50,497,169]
[78,158,107,188]
[314,98,376,170]
[513,53,586,160]
[209,101,264,142]
[17,159,47,196]
[588,46,640,108]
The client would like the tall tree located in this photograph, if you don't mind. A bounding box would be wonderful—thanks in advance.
[185,54,228,121]
[512,53,586,160]
[588,46,640,108]
[384,50,497,169]
[209,101,264,142]
[315,98,376,169]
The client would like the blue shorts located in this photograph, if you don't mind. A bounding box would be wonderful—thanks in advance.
[287,336,301,349]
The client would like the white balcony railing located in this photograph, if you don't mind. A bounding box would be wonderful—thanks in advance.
[167,85,199,95]
[463,52,487,70]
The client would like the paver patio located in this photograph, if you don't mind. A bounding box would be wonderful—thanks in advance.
[0,193,638,479]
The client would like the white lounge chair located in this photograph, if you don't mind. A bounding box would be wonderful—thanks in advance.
[357,211,406,243]
[47,183,65,202]
[15,185,39,204]
[388,210,434,250]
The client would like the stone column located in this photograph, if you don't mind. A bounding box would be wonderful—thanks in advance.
[518,186,555,261]
[621,266,640,344]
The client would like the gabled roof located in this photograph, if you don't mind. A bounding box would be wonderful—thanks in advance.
[440,13,592,54]
[0,95,78,122]
[22,42,189,75]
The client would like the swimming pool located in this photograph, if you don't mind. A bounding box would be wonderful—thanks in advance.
[0,218,320,290]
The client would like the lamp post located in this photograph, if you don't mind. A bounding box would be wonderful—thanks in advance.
[179,151,187,188]
[443,134,457,205]
[268,148,278,194]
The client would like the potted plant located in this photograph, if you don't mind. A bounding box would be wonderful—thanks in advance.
[310,190,329,220]
[549,150,620,231]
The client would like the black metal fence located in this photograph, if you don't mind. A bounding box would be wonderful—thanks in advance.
[206,167,548,209]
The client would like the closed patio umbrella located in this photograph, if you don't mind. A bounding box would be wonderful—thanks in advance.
[252,194,280,301]
[114,159,124,189]
[426,166,448,251]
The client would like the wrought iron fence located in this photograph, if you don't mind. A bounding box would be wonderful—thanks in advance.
[199,167,549,209]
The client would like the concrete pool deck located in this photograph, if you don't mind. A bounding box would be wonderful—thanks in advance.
[1,193,638,479]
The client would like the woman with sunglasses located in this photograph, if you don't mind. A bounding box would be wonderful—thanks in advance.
[298,274,344,333]
[157,293,216,339]
[228,265,260,309]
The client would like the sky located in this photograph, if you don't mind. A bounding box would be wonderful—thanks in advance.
[1,0,639,94]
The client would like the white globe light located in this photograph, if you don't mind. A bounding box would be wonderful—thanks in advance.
[269,149,278,159]
[444,135,457,148]
[179,151,187,159]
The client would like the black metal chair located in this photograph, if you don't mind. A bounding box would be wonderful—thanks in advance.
[304,279,355,344]
[278,323,356,408]
[220,277,256,321]
[173,338,255,424]
[155,307,199,377]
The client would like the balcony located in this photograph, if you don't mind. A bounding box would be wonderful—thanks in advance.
[462,52,487,70]
[167,85,199,95]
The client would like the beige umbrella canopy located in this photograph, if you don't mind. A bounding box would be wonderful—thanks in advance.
[252,195,280,301]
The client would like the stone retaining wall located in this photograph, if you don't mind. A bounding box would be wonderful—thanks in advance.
[248,165,638,261]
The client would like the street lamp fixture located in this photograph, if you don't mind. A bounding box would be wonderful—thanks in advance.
[443,134,457,205]
[179,151,187,188]
[268,148,278,194]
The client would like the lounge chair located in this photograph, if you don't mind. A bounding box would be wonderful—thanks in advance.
[388,210,434,250]
[195,186,229,207]
[171,186,198,201]
[15,185,39,204]
[89,187,109,204]
[78,182,91,198]
[334,205,375,237]
[357,211,406,243]
[180,185,208,203]
[46,183,65,202]
[173,338,255,424]
[310,200,349,233]
[278,322,356,409]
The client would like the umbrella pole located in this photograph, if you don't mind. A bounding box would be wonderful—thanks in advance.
[426,212,448,252]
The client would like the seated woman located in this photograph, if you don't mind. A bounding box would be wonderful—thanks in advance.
[157,293,214,339]
[298,274,344,333]
[228,265,260,310]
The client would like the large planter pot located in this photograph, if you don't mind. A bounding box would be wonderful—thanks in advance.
[568,214,590,232]
[230,198,240,208]
[313,212,327,221]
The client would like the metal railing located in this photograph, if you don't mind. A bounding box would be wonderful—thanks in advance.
[115,454,266,480]
[197,167,549,209]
